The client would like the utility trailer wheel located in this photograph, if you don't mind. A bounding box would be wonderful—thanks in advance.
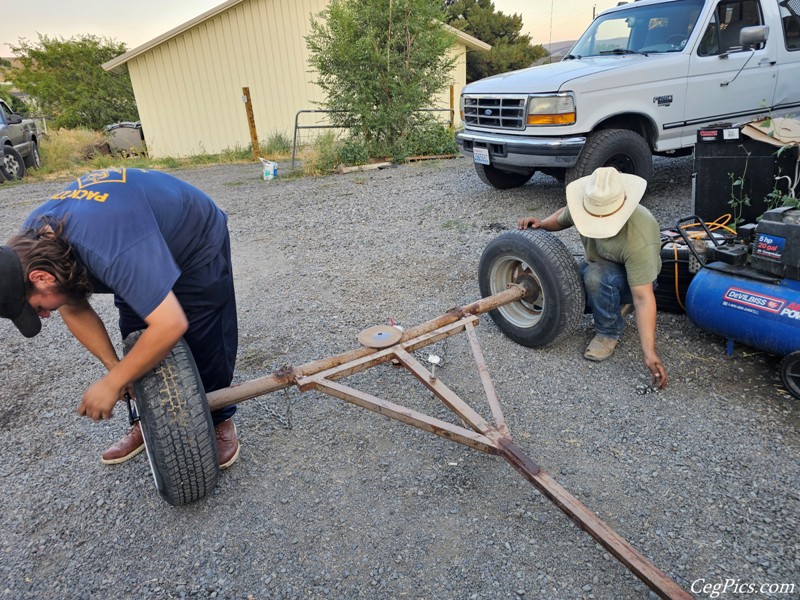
[123,331,219,506]
[475,163,535,189]
[780,351,800,400]
[479,229,585,347]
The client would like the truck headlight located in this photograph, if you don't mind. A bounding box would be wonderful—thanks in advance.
[527,94,576,126]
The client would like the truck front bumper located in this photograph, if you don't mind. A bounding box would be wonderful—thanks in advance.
[456,130,586,170]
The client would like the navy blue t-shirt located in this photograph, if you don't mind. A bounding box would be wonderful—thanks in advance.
[24,168,228,320]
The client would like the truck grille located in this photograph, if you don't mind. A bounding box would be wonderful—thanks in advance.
[463,96,526,130]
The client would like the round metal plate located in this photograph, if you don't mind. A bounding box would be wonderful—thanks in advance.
[357,325,403,349]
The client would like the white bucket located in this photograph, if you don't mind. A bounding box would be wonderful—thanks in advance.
[259,158,278,181]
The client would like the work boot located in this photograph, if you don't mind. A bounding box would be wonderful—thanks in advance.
[101,422,144,464]
[215,419,240,469]
[583,335,619,362]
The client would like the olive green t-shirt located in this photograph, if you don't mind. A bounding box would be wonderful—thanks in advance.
[557,204,662,288]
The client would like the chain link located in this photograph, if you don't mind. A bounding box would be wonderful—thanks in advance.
[255,388,293,429]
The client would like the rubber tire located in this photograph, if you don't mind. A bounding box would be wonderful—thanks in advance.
[538,167,566,183]
[123,331,219,506]
[655,243,695,313]
[479,229,585,347]
[565,129,653,185]
[780,351,800,400]
[2,146,26,180]
[24,142,41,169]
[475,163,535,189]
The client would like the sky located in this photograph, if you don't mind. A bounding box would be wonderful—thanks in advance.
[1,0,621,56]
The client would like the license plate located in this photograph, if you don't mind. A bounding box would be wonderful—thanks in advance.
[473,147,490,165]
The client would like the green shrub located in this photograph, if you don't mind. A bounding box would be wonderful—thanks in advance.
[262,132,292,156]
[301,131,341,175]
[337,136,370,166]
[405,121,457,157]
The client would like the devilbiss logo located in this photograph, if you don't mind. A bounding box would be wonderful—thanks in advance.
[724,288,785,313]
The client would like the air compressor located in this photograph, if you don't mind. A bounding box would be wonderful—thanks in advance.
[680,207,800,399]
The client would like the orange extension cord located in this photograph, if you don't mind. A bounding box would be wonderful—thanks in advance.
[670,214,737,311]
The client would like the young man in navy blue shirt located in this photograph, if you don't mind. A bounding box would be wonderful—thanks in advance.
[0,168,240,467]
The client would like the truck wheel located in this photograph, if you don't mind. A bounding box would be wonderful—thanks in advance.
[780,351,800,400]
[2,147,26,180]
[479,229,585,347]
[123,331,219,506]
[538,168,566,183]
[565,129,652,184]
[475,163,535,189]
[24,142,42,169]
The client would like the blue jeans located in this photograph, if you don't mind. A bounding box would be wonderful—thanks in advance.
[581,260,634,340]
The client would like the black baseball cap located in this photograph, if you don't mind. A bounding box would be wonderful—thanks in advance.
[0,245,41,337]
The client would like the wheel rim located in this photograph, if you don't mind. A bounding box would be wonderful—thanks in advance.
[604,153,636,174]
[489,254,545,328]
[4,154,21,178]
[781,353,800,398]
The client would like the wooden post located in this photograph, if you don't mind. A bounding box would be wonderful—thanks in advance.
[449,84,455,129]
[242,87,259,161]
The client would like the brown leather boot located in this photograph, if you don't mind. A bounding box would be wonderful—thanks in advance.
[583,335,619,362]
[101,422,144,464]
[215,419,240,469]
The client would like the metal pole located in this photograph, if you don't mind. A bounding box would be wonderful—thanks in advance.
[206,285,527,410]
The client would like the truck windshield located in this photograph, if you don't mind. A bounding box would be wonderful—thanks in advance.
[570,0,706,56]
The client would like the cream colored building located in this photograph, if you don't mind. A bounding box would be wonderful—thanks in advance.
[102,0,489,158]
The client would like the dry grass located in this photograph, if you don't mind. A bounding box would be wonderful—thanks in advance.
[22,129,297,183]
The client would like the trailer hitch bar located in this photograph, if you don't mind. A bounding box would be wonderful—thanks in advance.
[207,285,691,599]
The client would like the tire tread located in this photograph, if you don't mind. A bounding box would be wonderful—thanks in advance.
[123,332,219,505]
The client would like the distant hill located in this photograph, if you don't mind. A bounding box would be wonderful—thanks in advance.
[534,40,577,65]
[0,57,21,84]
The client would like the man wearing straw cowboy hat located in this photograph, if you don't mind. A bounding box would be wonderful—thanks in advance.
[518,166,668,389]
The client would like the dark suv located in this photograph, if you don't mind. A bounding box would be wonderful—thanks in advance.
[0,98,41,182]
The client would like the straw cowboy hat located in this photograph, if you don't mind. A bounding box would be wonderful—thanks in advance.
[565,167,647,239]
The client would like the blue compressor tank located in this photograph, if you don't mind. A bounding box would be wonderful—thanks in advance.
[685,266,800,356]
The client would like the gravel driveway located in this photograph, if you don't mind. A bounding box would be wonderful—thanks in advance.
[1,157,798,600]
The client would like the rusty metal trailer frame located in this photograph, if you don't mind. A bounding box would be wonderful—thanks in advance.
[207,286,691,599]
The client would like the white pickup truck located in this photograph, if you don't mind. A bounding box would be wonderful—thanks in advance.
[456,0,800,188]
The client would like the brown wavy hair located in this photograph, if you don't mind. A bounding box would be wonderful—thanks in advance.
[7,219,92,304]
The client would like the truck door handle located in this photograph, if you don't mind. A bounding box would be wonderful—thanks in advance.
[758,58,776,66]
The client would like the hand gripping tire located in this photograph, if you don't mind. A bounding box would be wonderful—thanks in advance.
[123,331,219,506]
[479,229,585,347]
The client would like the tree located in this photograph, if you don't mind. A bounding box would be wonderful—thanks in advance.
[9,34,138,130]
[443,0,548,81]
[306,0,457,159]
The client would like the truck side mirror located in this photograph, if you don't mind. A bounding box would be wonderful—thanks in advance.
[7,114,22,125]
[740,25,769,49]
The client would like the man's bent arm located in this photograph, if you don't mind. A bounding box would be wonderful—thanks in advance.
[518,207,568,231]
[59,300,120,371]
[76,292,189,420]
[631,284,668,388]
